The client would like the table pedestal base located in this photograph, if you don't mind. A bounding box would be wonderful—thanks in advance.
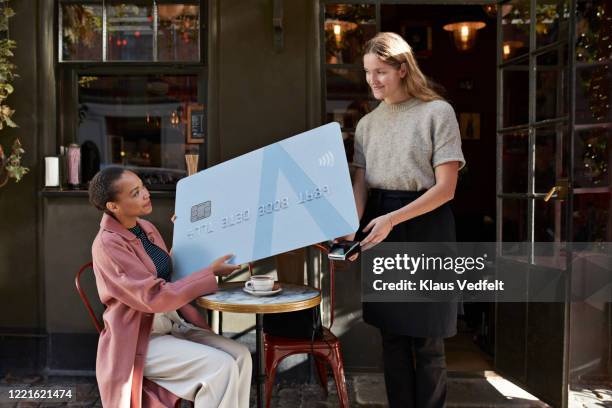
[256,313,265,408]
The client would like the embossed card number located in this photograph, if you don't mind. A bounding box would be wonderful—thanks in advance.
[186,186,331,238]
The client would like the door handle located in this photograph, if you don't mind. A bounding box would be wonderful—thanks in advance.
[544,178,569,202]
[544,186,559,202]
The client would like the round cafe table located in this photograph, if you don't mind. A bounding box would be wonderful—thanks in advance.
[197,282,321,408]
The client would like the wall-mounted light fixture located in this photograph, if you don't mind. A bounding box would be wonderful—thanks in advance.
[443,21,486,52]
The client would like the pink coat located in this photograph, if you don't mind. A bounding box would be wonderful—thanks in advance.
[91,213,219,407]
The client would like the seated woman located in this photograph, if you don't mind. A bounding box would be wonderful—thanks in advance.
[89,166,252,408]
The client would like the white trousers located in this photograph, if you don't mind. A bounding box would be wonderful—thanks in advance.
[144,311,252,408]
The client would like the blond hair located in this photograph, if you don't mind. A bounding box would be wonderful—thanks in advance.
[364,32,443,102]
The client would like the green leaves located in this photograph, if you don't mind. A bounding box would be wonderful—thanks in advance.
[2,139,28,183]
[0,104,16,129]
[0,1,26,187]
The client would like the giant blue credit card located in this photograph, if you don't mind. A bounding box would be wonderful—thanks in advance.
[172,122,359,280]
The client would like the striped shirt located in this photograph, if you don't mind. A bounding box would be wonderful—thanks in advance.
[128,224,172,282]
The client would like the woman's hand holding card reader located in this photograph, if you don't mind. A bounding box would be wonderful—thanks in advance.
[328,241,361,261]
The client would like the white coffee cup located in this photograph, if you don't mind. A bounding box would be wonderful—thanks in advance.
[245,276,274,292]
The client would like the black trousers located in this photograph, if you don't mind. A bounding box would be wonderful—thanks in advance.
[381,332,447,408]
[357,188,457,408]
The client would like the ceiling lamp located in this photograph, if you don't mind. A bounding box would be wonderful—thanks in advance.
[443,21,486,52]
[324,19,358,44]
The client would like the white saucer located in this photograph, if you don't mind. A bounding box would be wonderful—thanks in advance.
[243,287,283,297]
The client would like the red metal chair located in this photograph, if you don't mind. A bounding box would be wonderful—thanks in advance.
[261,244,349,408]
[75,262,188,408]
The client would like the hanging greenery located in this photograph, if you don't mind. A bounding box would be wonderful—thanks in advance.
[0,0,27,187]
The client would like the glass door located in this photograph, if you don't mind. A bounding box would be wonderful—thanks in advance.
[568,0,612,405]
[496,0,571,406]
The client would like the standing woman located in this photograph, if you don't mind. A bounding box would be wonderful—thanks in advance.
[350,32,465,407]
[89,167,252,408]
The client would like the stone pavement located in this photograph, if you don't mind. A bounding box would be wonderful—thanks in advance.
[0,371,566,408]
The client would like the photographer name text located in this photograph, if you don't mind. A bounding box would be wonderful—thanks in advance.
[372,279,504,291]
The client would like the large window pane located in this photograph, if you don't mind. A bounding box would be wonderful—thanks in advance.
[502,61,529,127]
[576,0,612,64]
[77,75,199,188]
[60,1,202,62]
[157,2,201,61]
[61,3,103,61]
[573,193,611,241]
[535,126,568,194]
[534,199,567,242]
[575,63,612,125]
[502,199,529,244]
[536,48,568,122]
[575,0,612,125]
[324,4,376,65]
[107,2,154,61]
[536,0,570,48]
[502,131,529,193]
[502,0,530,60]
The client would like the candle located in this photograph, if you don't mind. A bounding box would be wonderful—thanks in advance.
[44,156,59,187]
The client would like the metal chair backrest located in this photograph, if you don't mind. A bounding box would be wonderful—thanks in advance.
[75,261,104,333]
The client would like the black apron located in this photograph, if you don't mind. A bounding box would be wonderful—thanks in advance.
[357,188,458,338]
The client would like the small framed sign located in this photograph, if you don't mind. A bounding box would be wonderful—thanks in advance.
[187,103,206,144]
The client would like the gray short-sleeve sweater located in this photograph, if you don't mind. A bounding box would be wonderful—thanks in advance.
[353,97,465,191]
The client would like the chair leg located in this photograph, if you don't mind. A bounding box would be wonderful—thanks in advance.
[265,347,285,408]
[314,357,328,395]
[329,348,350,408]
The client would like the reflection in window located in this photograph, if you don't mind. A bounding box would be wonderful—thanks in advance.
[576,0,612,63]
[573,193,611,241]
[106,3,154,61]
[534,132,558,194]
[77,75,198,189]
[535,0,570,48]
[574,129,609,188]
[158,3,200,61]
[324,4,376,65]
[59,1,201,62]
[61,4,103,61]
[575,62,612,125]
[502,62,529,127]
[501,0,530,60]
[536,49,567,122]
[323,4,376,166]
[502,131,529,193]
[502,199,528,243]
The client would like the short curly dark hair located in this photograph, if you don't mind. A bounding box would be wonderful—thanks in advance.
[88,167,127,212]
